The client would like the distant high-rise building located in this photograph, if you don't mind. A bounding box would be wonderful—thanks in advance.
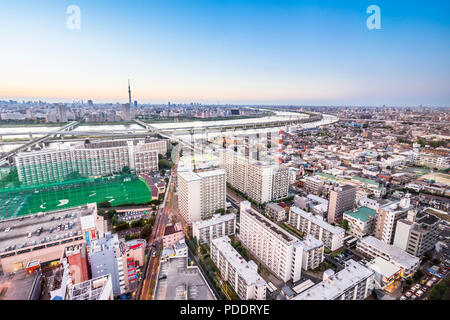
[327,184,357,224]
[121,103,131,121]
[88,100,94,107]
[57,104,68,122]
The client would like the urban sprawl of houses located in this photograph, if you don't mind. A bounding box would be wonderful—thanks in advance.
[0,102,449,301]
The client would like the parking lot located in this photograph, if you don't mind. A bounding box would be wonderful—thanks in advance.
[400,266,449,300]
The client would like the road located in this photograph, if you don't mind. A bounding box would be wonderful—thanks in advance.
[137,149,180,300]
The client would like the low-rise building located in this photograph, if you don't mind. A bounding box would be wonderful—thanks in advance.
[162,223,184,248]
[265,203,286,222]
[343,206,378,238]
[356,236,420,278]
[289,206,345,251]
[293,259,374,300]
[192,214,236,245]
[301,235,324,270]
[366,257,402,293]
[211,236,267,300]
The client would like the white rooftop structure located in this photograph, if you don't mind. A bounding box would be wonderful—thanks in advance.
[192,213,235,230]
[302,234,324,251]
[293,260,374,300]
[291,206,344,235]
[358,236,420,271]
[366,257,401,279]
[80,215,95,230]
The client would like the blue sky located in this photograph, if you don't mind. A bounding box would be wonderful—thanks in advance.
[0,0,449,106]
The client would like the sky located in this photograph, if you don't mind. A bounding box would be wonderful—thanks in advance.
[0,0,449,106]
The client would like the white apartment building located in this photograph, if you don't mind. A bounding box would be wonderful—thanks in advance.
[239,201,303,283]
[192,213,236,245]
[343,206,378,238]
[356,236,420,278]
[16,148,73,186]
[177,169,226,224]
[301,235,324,270]
[265,203,286,222]
[289,206,345,251]
[219,149,289,204]
[374,197,413,245]
[15,139,162,185]
[211,236,267,300]
[293,259,374,300]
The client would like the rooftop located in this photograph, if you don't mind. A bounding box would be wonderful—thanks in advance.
[0,204,96,255]
[359,236,420,269]
[192,213,235,230]
[290,206,345,235]
[155,256,215,300]
[0,269,41,300]
[344,206,378,222]
[366,257,401,278]
[244,205,299,244]
[70,274,112,300]
[293,260,374,300]
[302,234,324,251]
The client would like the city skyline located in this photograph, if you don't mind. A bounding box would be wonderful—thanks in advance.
[0,0,449,106]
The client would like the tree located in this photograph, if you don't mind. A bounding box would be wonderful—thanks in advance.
[121,166,131,174]
[215,208,226,215]
[340,219,349,231]
[413,269,424,281]
[98,201,111,208]
[140,224,152,239]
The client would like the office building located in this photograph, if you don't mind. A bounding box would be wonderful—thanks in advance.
[356,236,420,278]
[289,206,345,251]
[327,184,357,224]
[343,206,378,238]
[374,197,413,245]
[211,236,267,300]
[293,259,374,300]
[393,211,440,257]
[177,169,226,224]
[192,213,236,245]
[239,201,303,283]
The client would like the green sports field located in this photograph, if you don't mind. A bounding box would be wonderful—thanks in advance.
[0,175,152,220]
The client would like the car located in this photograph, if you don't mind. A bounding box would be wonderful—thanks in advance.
[414,284,421,289]
[27,232,32,238]
[4,227,11,233]
[400,296,407,300]
[432,277,438,282]
[152,251,156,257]
[422,286,428,292]
[411,295,417,300]
[405,291,412,297]
[420,279,426,285]
[416,290,424,297]
[410,287,417,292]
